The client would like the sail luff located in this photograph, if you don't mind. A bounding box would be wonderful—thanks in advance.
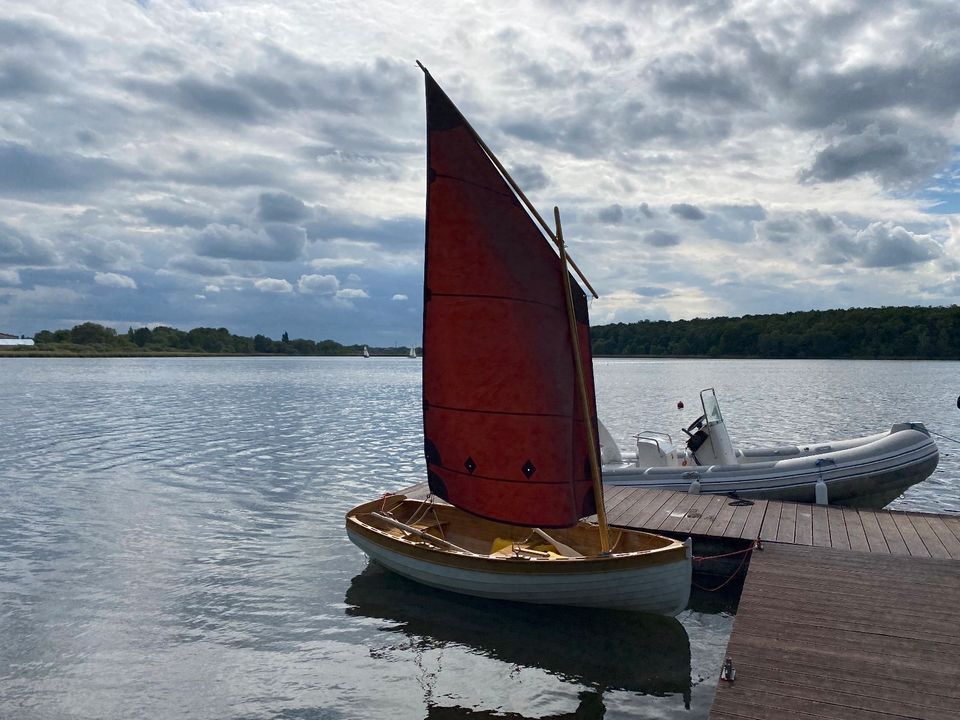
[416,62,597,299]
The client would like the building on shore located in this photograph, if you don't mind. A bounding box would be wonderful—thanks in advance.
[0,332,34,346]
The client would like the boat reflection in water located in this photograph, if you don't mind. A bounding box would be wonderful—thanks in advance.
[345,565,692,718]
[424,694,607,720]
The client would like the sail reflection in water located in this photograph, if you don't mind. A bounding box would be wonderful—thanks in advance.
[345,565,692,717]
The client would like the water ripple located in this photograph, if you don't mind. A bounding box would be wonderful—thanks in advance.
[0,357,955,719]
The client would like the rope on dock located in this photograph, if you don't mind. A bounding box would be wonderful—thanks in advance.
[691,539,760,592]
[930,429,960,445]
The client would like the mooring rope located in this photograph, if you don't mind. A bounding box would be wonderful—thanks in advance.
[929,429,960,445]
[691,539,760,592]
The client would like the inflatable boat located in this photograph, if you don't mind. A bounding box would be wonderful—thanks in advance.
[600,389,939,508]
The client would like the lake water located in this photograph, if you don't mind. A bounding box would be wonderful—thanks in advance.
[1,357,957,719]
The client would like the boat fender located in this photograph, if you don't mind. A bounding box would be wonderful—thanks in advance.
[814,458,833,506]
[815,479,828,505]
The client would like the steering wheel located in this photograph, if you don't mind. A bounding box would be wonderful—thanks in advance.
[683,414,707,438]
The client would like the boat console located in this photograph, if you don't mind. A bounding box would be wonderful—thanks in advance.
[682,389,738,466]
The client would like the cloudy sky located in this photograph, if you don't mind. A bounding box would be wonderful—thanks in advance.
[1,0,958,344]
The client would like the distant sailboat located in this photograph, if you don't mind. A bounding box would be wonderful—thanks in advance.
[408,345,417,359]
[362,345,370,358]
[345,64,691,615]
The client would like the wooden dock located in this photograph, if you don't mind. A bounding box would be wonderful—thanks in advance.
[400,482,960,718]
[709,543,960,719]
[602,486,960,558]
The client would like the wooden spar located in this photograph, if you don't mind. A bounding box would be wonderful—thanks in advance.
[554,206,610,553]
[416,61,598,299]
[533,528,583,557]
[369,512,474,554]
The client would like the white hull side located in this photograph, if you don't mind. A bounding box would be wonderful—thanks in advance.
[347,530,692,616]
[603,427,938,508]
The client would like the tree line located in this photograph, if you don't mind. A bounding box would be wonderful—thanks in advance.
[26,323,411,356]
[13,305,960,359]
[591,305,960,359]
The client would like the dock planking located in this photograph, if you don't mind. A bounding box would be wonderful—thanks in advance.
[401,482,960,558]
[600,486,960,558]
[709,543,960,720]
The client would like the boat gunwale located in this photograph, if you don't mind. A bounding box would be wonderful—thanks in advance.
[345,498,689,575]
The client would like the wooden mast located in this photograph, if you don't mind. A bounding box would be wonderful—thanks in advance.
[554,206,610,553]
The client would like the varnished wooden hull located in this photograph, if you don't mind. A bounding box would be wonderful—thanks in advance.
[345,497,692,616]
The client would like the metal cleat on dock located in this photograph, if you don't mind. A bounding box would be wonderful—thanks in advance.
[720,656,736,682]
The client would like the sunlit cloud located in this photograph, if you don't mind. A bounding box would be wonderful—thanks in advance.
[253,277,293,293]
[94,272,137,289]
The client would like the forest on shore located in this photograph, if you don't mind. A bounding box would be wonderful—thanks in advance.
[8,323,408,357]
[4,305,958,359]
[591,305,960,359]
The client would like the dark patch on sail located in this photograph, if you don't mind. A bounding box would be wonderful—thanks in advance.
[521,460,536,478]
[464,456,477,474]
[427,470,448,499]
[424,438,441,465]
[425,74,463,132]
[582,486,597,518]
[427,167,437,184]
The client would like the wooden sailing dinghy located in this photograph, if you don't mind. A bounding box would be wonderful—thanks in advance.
[346,64,691,616]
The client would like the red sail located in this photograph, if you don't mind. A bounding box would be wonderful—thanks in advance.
[421,71,598,528]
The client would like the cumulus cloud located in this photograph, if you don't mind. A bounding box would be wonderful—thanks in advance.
[297,273,339,294]
[94,272,137,289]
[800,124,950,188]
[254,278,293,293]
[852,223,941,268]
[336,288,369,299]
[391,293,408,301]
